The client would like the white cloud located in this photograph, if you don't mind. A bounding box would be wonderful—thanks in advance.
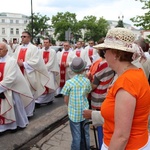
[0,0,145,26]
[75,0,145,25]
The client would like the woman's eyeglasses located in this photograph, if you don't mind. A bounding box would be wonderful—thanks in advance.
[103,49,110,54]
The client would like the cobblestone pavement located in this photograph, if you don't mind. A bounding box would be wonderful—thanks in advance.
[31,121,95,150]
[30,119,150,150]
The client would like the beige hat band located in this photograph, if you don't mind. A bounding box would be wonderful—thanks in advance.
[94,28,142,53]
[104,36,133,50]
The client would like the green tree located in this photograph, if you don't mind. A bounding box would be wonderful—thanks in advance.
[79,16,109,42]
[26,13,51,41]
[130,0,150,30]
[51,12,78,41]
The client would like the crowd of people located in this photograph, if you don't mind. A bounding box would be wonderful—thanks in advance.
[83,28,150,150]
[1,28,150,150]
[0,31,103,135]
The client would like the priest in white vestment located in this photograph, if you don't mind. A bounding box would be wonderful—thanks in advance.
[84,40,100,63]
[35,38,60,105]
[56,42,76,97]
[0,42,34,133]
[73,41,91,68]
[13,31,52,102]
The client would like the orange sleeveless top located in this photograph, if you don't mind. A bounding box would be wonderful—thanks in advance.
[101,68,150,149]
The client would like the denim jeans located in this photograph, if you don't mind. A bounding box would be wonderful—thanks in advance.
[69,119,90,150]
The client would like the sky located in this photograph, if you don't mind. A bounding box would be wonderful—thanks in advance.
[0,0,145,27]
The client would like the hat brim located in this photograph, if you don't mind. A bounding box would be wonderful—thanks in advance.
[93,43,135,53]
[70,61,87,72]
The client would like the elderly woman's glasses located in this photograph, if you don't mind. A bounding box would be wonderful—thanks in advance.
[103,49,110,54]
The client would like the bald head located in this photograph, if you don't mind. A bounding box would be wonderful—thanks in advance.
[0,42,8,57]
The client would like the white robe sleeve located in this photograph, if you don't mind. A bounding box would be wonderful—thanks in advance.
[23,62,34,73]
[0,85,7,93]
[92,111,104,127]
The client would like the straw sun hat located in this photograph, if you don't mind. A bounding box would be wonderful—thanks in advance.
[70,57,87,73]
[94,28,137,53]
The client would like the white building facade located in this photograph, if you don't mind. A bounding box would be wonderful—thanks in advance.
[0,12,29,43]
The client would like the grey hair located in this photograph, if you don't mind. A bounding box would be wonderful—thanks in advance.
[0,42,8,51]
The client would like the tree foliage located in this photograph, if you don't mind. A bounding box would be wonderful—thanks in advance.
[26,12,109,43]
[26,13,51,40]
[51,12,78,41]
[95,17,109,41]
[52,13,109,42]
[78,16,109,42]
[130,0,150,30]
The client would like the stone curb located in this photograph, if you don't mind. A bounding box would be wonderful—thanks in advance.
[35,121,68,148]
[0,105,68,150]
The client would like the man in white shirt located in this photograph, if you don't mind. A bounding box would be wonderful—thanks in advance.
[73,41,91,68]
[0,42,33,133]
[56,42,75,97]
[84,40,99,63]
[13,31,51,113]
[35,38,60,106]
[72,41,91,74]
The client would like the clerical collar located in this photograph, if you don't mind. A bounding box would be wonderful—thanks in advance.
[63,49,69,52]
[22,43,29,47]
[77,48,82,51]
[44,47,49,51]
[0,54,7,62]
[62,48,72,52]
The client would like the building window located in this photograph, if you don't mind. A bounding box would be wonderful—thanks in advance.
[24,20,27,24]
[16,28,19,34]
[2,19,5,23]
[10,20,13,23]
[16,20,19,24]
[10,28,14,34]
[2,28,5,34]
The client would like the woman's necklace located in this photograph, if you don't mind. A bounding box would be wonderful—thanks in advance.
[123,63,133,72]
[118,63,133,76]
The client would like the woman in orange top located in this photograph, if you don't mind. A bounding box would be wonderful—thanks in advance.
[84,28,150,150]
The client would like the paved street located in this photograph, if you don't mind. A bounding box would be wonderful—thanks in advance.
[30,120,150,150]
[0,97,67,150]
[30,121,96,150]
[1,96,150,150]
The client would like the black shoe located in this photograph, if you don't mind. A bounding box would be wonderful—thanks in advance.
[0,131,7,136]
[54,94,63,98]
[47,101,53,105]
[35,103,41,108]
[28,115,34,120]
[9,128,18,133]
[9,126,26,133]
